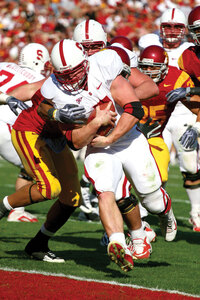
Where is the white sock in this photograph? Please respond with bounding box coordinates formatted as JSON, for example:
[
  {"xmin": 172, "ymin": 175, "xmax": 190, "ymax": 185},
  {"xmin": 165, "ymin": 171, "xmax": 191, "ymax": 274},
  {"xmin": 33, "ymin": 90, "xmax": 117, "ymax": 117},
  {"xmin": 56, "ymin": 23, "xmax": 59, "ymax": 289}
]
[
  {"xmin": 3, "ymin": 196, "xmax": 13, "ymax": 211},
  {"xmin": 12, "ymin": 207, "xmax": 25, "ymax": 212},
  {"xmin": 41, "ymin": 224, "xmax": 54, "ymax": 237},
  {"xmin": 139, "ymin": 202, "xmax": 148, "ymax": 219},
  {"xmin": 129, "ymin": 226, "xmax": 146, "ymax": 240},
  {"xmin": 109, "ymin": 232, "xmax": 126, "ymax": 248},
  {"xmin": 186, "ymin": 188, "xmax": 200, "ymax": 215}
]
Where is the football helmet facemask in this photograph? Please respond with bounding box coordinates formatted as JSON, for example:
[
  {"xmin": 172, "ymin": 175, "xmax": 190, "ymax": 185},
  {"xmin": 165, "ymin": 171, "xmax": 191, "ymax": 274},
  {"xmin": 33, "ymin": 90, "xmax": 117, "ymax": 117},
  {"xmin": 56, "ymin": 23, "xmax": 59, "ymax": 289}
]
[
  {"xmin": 188, "ymin": 6, "xmax": 200, "ymax": 45},
  {"xmin": 18, "ymin": 43, "xmax": 50, "ymax": 76},
  {"xmin": 51, "ymin": 39, "xmax": 89, "ymax": 92},
  {"xmin": 138, "ymin": 45, "xmax": 169, "ymax": 83},
  {"xmin": 160, "ymin": 8, "xmax": 186, "ymax": 44},
  {"xmin": 73, "ymin": 19, "xmax": 107, "ymax": 56}
]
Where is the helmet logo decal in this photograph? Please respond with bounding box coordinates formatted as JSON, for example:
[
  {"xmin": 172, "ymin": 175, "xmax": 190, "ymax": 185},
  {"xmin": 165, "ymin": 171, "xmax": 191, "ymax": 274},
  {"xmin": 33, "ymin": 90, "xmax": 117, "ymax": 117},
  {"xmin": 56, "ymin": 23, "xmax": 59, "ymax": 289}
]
[
  {"xmin": 172, "ymin": 8, "xmax": 175, "ymax": 20},
  {"xmin": 59, "ymin": 40, "xmax": 67, "ymax": 66},
  {"xmin": 85, "ymin": 20, "xmax": 89, "ymax": 39},
  {"xmin": 37, "ymin": 50, "xmax": 43, "ymax": 60}
]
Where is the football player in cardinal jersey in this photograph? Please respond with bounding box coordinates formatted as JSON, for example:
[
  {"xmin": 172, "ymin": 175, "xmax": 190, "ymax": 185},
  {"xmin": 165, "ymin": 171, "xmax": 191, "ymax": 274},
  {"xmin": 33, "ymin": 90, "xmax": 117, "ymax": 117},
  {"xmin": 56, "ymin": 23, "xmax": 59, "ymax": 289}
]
[
  {"xmin": 33, "ymin": 39, "xmax": 177, "ymax": 270},
  {"xmin": 0, "ymin": 43, "xmax": 50, "ymax": 223},
  {"xmin": 0, "ymin": 40, "xmax": 116, "ymax": 266},
  {"xmin": 138, "ymin": 45, "xmax": 199, "ymax": 184}
]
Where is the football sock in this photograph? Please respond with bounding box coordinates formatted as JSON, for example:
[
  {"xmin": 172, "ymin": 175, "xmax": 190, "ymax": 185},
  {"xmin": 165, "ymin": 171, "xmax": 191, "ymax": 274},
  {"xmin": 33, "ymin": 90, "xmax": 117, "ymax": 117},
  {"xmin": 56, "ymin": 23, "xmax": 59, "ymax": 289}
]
[
  {"xmin": 44, "ymin": 200, "xmax": 76, "ymax": 233},
  {"xmin": 129, "ymin": 226, "xmax": 146, "ymax": 239},
  {"xmin": 109, "ymin": 232, "xmax": 127, "ymax": 248}
]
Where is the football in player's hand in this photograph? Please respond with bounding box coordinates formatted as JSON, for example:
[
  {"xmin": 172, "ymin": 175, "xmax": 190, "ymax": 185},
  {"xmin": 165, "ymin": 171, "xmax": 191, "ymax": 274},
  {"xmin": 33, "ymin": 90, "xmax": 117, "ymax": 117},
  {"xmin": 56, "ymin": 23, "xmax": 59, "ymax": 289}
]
[{"xmin": 87, "ymin": 101, "xmax": 115, "ymax": 136}]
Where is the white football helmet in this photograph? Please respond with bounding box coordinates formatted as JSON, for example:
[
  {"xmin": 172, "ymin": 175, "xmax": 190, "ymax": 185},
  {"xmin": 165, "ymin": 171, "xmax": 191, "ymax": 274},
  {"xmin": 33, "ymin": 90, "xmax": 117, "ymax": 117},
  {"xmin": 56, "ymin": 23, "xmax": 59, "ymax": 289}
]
[
  {"xmin": 160, "ymin": 8, "xmax": 187, "ymax": 44},
  {"xmin": 73, "ymin": 19, "xmax": 107, "ymax": 56},
  {"xmin": 18, "ymin": 43, "xmax": 50, "ymax": 76},
  {"xmin": 51, "ymin": 39, "xmax": 89, "ymax": 91}
]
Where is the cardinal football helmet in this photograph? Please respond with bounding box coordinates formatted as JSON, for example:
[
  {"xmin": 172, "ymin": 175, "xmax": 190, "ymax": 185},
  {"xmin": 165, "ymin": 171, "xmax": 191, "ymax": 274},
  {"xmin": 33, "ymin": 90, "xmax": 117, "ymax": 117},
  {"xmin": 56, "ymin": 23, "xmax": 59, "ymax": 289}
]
[
  {"xmin": 138, "ymin": 45, "xmax": 169, "ymax": 83},
  {"xmin": 51, "ymin": 39, "xmax": 89, "ymax": 91},
  {"xmin": 18, "ymin": 43, "xmax": 50, "ymax": 76},
  {"xmin": 106, "ymin": 46, "xmax": 131, "ymax": 78},
  {"xmin": 188, "ymin": 6, "xmax": 200, "ymax": 45},
  {"xmin": 109, "ymin": 36, "xmax": 133, "ymax": 51},
  {"xmin": 73, "ymin": 19, "xmax": 107, "ymax": 56},
  {"xmin": 160, "ymin": 8, "xmax": 187, "ymax": 44}
]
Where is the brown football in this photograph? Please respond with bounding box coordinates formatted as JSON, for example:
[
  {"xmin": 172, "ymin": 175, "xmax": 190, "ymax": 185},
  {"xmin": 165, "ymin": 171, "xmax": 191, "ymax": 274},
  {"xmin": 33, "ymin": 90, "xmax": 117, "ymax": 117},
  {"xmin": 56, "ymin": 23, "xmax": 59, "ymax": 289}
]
[{"xmin": 87, "ymin": 101, "xmax": 115, "ymax": 136}]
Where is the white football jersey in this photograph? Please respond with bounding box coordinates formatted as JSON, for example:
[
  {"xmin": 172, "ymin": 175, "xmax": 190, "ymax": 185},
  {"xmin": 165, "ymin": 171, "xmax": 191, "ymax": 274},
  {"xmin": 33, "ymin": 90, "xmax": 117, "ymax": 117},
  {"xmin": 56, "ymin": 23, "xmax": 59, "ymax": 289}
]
[
  {"xmin": 165, "ymin": 42, "xmax": 195, "ymax": 116},
  {"xmin": 42, "ymin": 48, "xmax": 162, "ymax": 196},
  {"xmin": 0, "ymin": 62, "xmax": 44, "ymax": 124},
  {"xmin": 41, "ymin": 49, "xmax": 123, "ymax": 123}
]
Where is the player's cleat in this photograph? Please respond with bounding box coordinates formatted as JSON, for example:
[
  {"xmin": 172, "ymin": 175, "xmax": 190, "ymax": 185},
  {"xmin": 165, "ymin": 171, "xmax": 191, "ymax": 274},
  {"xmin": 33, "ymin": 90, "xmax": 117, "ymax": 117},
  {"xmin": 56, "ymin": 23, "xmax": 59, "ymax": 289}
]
[
  {"xmin": 142, "ymin": 221, "xmax": 157, "ymax": 243},
  {"xmin": 189, "ymin": 213, "xmax": 200, "ymax": 232},
  {"xmin": 100, "ymin": 231, "xmax": 109, "ymax": 246},
  {"xmin": 107, "ymin": 241, "xmax": 134, "ymax": 272},
  {"xmin": 159, "ymin": 208, "xmax": 177, "ymax": 241},
  {"xmin": 80, "ymin": 186, "xmax": 94, "ymax": 214},
  {"xmin": 7, "ymin": 210, "xmax": 38, "ymax": 222},
  {"xmin": 126, "ymin": 235, "xmax": 152, "ymax": 260},
  {"xmin": 78, "ymin": 210, "xmax": 100, "ymax": 222},
  {"xmin": 25, "ymin": 241, "xmax": 64, "ymax": 263},
  {"xmin": 0, "ymin": 201, "xmax": 9, "ymax": 220}
]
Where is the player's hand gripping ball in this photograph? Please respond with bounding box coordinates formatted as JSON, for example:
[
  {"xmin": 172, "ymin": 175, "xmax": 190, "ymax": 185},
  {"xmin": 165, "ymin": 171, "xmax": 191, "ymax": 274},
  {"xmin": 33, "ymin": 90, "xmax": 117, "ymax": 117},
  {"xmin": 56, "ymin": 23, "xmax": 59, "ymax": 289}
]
[{"xmin": 87, "ymin": 101, "xmax": 116, "ymax": 136}]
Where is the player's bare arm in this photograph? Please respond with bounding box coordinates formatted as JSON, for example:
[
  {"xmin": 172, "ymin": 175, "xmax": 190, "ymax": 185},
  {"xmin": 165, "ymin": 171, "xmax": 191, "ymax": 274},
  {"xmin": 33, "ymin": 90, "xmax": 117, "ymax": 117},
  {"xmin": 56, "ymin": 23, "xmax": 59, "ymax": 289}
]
[
  {"xmin": 91, "ymin": 76, "xmax": 144, "ymax": 148},
  {"xmin": 9, "ymin": 79, "xmax": 46, "ymax": 101},
  {"xmin": 129, "ymin": 68, "xmax": 159, "ymax": 100}
]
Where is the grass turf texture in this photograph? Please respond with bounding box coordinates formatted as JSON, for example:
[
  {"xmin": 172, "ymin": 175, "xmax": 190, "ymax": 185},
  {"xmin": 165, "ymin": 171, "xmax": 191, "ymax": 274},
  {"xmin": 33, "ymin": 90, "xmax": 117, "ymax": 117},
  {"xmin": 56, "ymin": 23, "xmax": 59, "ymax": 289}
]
[{"xmin": 0, "ymin": 158, "xmax": 199, "ymax": 296}]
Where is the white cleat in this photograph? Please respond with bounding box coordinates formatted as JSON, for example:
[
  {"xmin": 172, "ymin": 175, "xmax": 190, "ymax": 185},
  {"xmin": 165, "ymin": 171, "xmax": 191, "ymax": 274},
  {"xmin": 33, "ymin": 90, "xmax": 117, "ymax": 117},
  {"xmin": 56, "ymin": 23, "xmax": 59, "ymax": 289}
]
[
  {"xmin": 126, "ymin": 235, "xmax": 152, "ymax": 260},
  {"xmin": 189, "ymin": 212, "xmax": 200, "ymax": 232},
  {"xmin": 159, "ymin": 208, "xmax": 177, "ymax": 241},
  {"xmin": 142, "ymin": 221, "xmax": 156, "ymax": 243},
  {"xmin": 7, "ymin": 210, "xmax": 38, "ymax": 222}
]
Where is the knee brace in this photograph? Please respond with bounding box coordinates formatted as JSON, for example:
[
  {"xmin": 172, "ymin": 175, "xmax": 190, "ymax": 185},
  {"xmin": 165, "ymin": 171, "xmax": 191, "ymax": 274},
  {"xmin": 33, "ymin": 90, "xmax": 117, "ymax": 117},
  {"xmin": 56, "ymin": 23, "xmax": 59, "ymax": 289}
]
[
  {"xmin": 182, "ymin": 170, "xmax": 200, "ymax": 189},
  {"xmin": 18, "ymin": 168, "xmax": 33, "ymax": 182},
  {"xmin": 117, "ymin": 194, "xmax": 138, "ymax": 215},
  {"xmin": 141, "ymin": 187, "xmax": 171, "ymax": 215}
]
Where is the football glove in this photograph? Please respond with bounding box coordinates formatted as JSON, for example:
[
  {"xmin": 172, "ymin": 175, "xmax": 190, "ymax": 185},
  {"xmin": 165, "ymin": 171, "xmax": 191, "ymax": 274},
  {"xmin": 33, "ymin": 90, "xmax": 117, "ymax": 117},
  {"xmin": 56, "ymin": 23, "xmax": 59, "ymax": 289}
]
[
  {"xmin": 6, "ymin": 96, "xmax": 29, "ymax": 116},
  {"xmin": 137, "ymin": 117, "xmax": 161, "ymax": 139},
  {"xmin": 54, "ymin": 104, "xmax": 86, "ymax": 124},
  {"xmin": 179, "ymin": 124, "xmax": 200, "ymax": 151},
  {"xmin": 166, "ymin": 87, "xmax": 191, "ymax": 103}
]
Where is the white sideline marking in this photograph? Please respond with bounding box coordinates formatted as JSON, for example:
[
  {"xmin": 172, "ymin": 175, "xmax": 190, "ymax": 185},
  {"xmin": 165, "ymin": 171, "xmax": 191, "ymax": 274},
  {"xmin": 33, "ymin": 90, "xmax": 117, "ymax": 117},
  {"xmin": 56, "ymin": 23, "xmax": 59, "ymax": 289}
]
[
  {"xmin": 173, "ymin": 199, "xmax": 190, "ymax": 204},
  {"xmin": 0, "ymin": 267, "xmax": 199, "ymax": 298}
]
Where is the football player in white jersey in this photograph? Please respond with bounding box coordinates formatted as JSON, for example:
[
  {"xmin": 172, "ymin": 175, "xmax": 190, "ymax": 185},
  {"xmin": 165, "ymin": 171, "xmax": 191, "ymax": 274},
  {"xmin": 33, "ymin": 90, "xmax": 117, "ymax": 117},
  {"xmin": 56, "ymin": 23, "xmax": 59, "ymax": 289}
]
[
  {"xmin": 73, "ymin": 21, "xmax": 158, "ymax": 251},
  {"xmin": 37, "ymin": 39, "xmax": 177, "ymax": 270},
  {"xmin": 0, "ymin": 43, "xmax": 50, "ymax": 222}
]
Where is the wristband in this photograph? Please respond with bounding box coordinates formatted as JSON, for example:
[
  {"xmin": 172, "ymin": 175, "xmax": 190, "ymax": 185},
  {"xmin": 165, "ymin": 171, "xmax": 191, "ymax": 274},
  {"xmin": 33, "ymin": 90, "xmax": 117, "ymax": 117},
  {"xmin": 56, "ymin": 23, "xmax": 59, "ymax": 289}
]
[
  {"xmin": 47, "ymin": 108, "xmax": 56, "ymax": 120},
  {"xmin": 0, "ymin": 93, "xmax": 9, "ymax": 104},
  {"xmin": 189, "ymin": 87, "xmax": 200, "ymax": 96}
]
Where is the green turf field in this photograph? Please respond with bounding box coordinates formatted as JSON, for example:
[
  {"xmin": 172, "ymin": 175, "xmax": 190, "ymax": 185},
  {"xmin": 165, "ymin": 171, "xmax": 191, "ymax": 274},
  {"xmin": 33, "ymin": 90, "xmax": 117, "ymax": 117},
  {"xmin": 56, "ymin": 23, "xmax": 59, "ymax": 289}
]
[{"xmin": 0, "ymin": 158, "xmax": 199, "ymax": 296}]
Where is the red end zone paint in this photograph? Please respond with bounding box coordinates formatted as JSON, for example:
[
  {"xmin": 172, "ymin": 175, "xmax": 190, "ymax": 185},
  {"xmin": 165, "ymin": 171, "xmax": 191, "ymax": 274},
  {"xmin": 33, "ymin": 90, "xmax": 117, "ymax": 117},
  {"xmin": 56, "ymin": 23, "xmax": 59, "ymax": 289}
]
[{"xmin": 0, "ymin": 270, "xmax": 198, "ymax": 300}]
